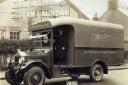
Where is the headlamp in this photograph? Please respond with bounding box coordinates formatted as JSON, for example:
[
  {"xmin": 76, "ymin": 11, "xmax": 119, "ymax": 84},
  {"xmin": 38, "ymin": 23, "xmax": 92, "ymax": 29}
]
[
  {"xmin": 18, "ymin": 57, "xmax": 25, "ymax": 64},
  {"xmin": 7, "ymin": 57, "xmax": 11, "ymax": 64}
]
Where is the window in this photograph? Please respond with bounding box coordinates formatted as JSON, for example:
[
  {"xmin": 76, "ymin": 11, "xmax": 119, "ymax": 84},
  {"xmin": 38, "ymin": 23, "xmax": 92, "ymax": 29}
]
[
  {"xmin": 1, "ymin": 30, "xmax": 5, "ymax": 39},
  {"xmin": 32, "ymin": 31, "xmax": 51, "ymax": 49},
  {"xmin": 10, "ymin": 31, "xmax": 20, "ymax": 40}
]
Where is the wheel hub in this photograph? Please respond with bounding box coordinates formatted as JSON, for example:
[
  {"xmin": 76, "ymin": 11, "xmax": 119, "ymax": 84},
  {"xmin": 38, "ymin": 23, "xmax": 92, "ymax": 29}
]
[
  {"xmin": 30, "ymin": 72, "xmax": 41, "ymax": 84},
  {"xmin": 94, "ymin": 66, "xmax": 103, "ymax": 80},
  {"xmin": 34, "ymin": 75, "xmax": 39, "ymax": 80}
]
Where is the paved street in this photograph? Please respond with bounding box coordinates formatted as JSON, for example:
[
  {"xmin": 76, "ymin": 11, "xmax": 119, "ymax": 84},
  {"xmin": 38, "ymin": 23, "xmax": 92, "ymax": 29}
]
[{"xmin": 0, "ymin": 69, "xmax": 128, "ymax": 85}]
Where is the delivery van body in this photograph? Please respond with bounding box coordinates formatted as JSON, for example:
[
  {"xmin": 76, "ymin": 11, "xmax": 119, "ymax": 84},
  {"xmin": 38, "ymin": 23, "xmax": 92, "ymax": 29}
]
[{"xmin": 6, "ymin": 18, "xmax": 124, "ymax": 85}]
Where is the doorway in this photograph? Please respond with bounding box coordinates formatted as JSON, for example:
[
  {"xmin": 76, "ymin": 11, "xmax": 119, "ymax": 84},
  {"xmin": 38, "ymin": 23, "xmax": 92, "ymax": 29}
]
[{"xmin": 53, "ymin": 27, "xmax": 69, "ymax": 65}]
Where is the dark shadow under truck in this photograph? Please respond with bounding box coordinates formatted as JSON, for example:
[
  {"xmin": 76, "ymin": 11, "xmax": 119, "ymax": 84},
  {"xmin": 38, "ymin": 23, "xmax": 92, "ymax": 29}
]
[{"xmin": 5, "ymin": 18, "xmax": 124, "ymax": 85}]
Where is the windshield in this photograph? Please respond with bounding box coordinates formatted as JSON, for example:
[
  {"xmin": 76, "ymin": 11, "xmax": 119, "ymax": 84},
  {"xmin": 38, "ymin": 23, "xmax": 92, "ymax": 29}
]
[{"xmin": 31, "ymin": 31, "xmax": 51, "ymax": 49}]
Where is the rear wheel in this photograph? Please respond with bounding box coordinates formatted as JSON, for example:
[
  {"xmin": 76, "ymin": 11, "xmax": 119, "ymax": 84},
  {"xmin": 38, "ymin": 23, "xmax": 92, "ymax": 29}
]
[
  {"xmin": 89, "ymin": 64, "xmax": 104, "ymax": 82},
  {"xmin": 23, "ymin": 67, "xmax": 45, "ymax": 85}
]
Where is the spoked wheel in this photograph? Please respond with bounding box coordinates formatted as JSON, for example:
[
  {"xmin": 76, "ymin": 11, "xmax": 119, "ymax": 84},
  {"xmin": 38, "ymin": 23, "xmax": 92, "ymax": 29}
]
[
  {"xmin": 23, "ymin": 67, "xmax": 45, "ymax": 85},
  {"xmin": 90, "ymin": 64, "xmax": 104, "ymax": 82}
]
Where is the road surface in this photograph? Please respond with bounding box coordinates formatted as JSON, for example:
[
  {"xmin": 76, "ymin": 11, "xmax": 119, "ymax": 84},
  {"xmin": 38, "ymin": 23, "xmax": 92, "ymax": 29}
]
[{"xmin": 0, "ymin": 69, "xmax": 128, "ymax": 85}]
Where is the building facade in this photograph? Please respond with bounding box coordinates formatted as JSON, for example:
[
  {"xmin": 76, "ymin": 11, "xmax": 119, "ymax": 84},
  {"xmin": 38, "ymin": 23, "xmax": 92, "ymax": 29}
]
[
  {"xmin": 0, "ymin": 0, "xmax": 89, "ymax": 40},
  {"xmin": 99, "ymin": 0, "xmax": 128, "ymax": 51},
  {"xmin": 0, "ymin": 26, "xmax": 29, "ymax": 40}
]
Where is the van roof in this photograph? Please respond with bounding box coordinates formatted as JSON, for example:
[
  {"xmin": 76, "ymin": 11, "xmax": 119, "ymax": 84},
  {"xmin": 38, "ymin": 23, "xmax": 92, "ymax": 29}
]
[
  {"xmin": 30, "ymin": 18, "xmax": 123, "ymax": 31},
  {"xmin": 30, "ymin": 18, "xmax": 124, "ymax": 49}
]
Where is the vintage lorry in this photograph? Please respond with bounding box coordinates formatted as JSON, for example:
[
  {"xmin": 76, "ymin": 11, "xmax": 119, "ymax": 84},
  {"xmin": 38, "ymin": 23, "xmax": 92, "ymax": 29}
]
[{"xmin": 5, "ymin": 18, "xmax": 124, "ymax": 85}]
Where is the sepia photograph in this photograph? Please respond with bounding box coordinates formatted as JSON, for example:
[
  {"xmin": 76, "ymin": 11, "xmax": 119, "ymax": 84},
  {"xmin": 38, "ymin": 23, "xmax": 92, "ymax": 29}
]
[{"xmin": 0, "ymin": 0, "xmax": 128, "ymax": 85}]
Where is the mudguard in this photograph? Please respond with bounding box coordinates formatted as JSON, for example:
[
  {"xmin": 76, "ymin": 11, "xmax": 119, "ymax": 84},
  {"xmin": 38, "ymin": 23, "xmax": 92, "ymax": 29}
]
[{"xmin": 20, "ymin": 60, "xmax": 51, "ymax": 78}]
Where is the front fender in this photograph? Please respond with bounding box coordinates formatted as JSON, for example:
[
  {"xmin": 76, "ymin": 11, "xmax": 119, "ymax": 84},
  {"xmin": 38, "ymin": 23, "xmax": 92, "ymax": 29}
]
[
  {"xmin": 20, "ymin": 60, "xmax": 43, "ymax": 69},
  {"xmin": 20, "ymin": 60, "xmax": 51, "ymax": 79}
]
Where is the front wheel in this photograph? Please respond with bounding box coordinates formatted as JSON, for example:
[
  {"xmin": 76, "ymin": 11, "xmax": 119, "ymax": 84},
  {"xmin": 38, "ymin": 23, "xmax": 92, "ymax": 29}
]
[
  {"xmin": 5, "ymin": 69, "xmax": 22, "ymax": 85},
  {"xmin": 89, "ymin": 64, "xmax": 104, "ymax": 82},
  {"xmin": 23, "ymin": 67, "xmax": 45, "ymax": 85}
]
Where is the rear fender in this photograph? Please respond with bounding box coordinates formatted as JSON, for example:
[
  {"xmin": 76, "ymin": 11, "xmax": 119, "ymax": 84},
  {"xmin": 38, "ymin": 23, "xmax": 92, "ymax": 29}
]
[{"xmin": 91, "ymin": 59, "xmax": 108, "ymax": 74}]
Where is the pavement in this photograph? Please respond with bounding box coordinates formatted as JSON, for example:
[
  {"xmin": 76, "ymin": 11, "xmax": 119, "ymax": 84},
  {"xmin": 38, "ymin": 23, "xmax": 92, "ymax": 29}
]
[
  {"xmin": 0, "ymin": 71, "xmax": 5, "ymax": 80},
  {"xmin": 1, "ymin": 59, "xmax": 128, "ymax": 80},
  {"xmin": 1, "ymin": 69, "xmax": 128, "ymax": 85},
  {"xmin": 108, "ymin": 59, "xmax": 128, "ymax": 70}
]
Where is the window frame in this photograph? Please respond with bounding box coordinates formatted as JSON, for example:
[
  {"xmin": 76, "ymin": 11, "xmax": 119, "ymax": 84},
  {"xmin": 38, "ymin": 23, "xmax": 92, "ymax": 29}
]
[{"xmin": 10, "ymin": 31, "xmax": 20, "ymax": 40}]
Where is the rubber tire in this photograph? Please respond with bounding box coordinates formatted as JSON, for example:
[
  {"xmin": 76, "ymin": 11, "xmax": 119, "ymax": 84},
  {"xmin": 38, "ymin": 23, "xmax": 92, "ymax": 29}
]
[
  {"xmin": 5, "ymin": 69, "xmax": 21, "ymax": 85},
  {"xmin": 23, "ymin": 67, "xmax": 45, "ymax": 85},
  {"xmin": 90, "ymin": 64, "xmax": 104, "ymax": 82}
]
